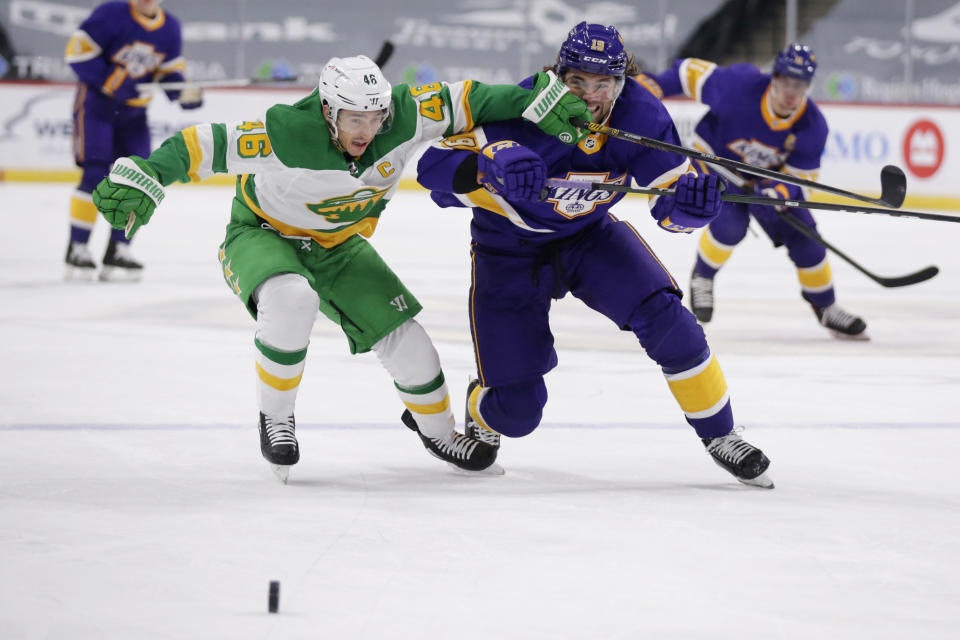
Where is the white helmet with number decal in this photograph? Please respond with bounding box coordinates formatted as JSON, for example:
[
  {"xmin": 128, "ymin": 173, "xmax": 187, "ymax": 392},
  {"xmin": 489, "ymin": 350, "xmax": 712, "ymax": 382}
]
[{"xmin": 319, "ymin": 55, "xmax": 393, "ymax": 139}]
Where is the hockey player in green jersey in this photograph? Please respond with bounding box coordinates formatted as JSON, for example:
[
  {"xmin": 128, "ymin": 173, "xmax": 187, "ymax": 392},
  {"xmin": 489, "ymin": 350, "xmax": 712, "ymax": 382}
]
[{"xmin": 89, "ymin": 54, "xmax": 591, "ymax": 482}]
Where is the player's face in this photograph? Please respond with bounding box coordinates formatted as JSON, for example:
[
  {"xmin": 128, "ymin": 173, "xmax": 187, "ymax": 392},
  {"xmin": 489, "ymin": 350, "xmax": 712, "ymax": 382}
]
[
  {"xmin": 132, "ymin": 0, "xmax": 163, "ymax": 17},
  {"xmin": 335, "ymin": 109, "xmax": 389, "ymax": 157},
  {"xmin": 770, "ymin": 75, "xmax": 810, "ymax": 116},
  {"xmin": 563, "ymin": 70, "xmax": 619, "ymax": 122}
]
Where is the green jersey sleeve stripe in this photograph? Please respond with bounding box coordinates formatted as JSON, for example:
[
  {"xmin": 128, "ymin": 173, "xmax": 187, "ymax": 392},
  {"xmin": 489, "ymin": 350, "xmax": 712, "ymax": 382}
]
[{"xmin": 212, "ymin": 123, "xmax": 228, "ymax": 174}]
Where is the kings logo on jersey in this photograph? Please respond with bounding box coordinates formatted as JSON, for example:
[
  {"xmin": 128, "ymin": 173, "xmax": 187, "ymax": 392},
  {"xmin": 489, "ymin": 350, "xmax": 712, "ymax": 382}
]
[
  {"xmin": 545, "ymin": 172, "xmax": 625, "ymax": 219},
  {"xmin": 726, "ymin": 138, "xmax": 788, "ymax": 169},
  {"xmin": 113, "ymin": 42, "xmax": 166, "ymax": 78},
  {"xmin": 305, "ymin": 187, "xmax": 389, "ymax": 224}
]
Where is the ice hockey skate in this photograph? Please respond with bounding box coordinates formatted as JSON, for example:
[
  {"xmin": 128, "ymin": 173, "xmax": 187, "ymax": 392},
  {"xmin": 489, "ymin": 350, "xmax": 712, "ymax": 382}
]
[
  {"xmin": 813, "ymin": 303, "xmax": 868, "ymax": 340},
  {"xmin": 401, "ymin": 409, "xmax": 503, "ymax": 475},
  {"xmin": 259, "ymin": 412, "xmax": 299, "ymax": 483},
  {"xmin": 464, "ymin": 379, "xmax": 500, "ymax": 450},
  {"xmin": 99, "ymin": 240, "xmax": 144, "ymax": 282},
  {"xmin": 689, "ymin": 269, "xmax": 715, "ymax": 323},
  {"xmin": 64, "ymin": 241, "xmax": 97, "ymax": 280},
  {"xmin": 702, "ymin": 428, "xmax": 774, "ymax": 489}
]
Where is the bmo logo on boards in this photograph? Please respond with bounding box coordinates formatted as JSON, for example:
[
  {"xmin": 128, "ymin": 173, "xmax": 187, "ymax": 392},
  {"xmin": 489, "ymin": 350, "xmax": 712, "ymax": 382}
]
[{"xmin": 902, "ymin": 119, "xmax": 944, "ymax": 179}]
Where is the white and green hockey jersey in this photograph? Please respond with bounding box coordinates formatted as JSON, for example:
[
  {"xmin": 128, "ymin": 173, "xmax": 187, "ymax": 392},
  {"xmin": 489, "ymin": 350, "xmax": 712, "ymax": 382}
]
[{"xmin": 143, "ymin": 80, "xmax": 538, "ymax": 248}]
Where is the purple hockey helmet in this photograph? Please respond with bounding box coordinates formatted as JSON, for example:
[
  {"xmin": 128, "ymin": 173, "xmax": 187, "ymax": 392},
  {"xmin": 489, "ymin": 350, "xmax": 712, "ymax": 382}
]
[
  {"xmin": 557, "ymin": 22, "xmax": 627, "ymax": 77},
  {"xmin": 773, "ymin": 43, "xmax": 817, "ymax": 82}
]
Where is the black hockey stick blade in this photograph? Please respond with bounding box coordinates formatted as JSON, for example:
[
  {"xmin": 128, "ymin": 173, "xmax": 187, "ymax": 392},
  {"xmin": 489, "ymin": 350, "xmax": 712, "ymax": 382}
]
[
  {"xmin": 880, "ymin": 165, "xmax": 907, "ymax": 208},
  {"xmin": 374, "ymin": 41, "xmax": 395, "ymax": 68},
  {"xmin": 871, "ymin": 265, "xmax": 939, "ymax": 288},
  {"xmin": 774, "ymin": 208, "xmax": 939, "ymax": 288}
]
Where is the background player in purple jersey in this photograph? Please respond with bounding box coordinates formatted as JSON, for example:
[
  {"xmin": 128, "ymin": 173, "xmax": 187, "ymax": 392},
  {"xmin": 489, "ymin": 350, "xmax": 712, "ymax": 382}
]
[
  {"xmin": 64, "ymin": 0, "xmax": 202, "ymax": 281},
  {"xmin": 642, "ymin": 44, "xmax": 867, "ymax": 339},
  {"xmin": 418, "ymin": 22, "xmax": 773, "ymax": 488}
]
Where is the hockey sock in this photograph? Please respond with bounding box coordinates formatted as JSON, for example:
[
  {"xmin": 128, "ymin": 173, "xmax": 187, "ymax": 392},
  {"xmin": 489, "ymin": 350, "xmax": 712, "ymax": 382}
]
[
  {"xmin": 69, "ymin": 191, "xmax": 98, "ymax": 245},
  {"xmin": 373, "ymin": 319, "xmax": 455, "ymax": 439},
  {"xmin": 253, "ymin": 274, "xmax": 318, "ymax": 416}
]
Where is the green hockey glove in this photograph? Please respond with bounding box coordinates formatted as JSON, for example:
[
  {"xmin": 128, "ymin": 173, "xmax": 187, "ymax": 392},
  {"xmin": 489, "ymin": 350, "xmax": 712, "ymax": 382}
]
[
  {"xmin": 522, "ymin": 70, "xmax": 593, "ymax": 144},
  {"xmin": 92, "ymin": 156, "xmax": 165, "ymax": 237}
]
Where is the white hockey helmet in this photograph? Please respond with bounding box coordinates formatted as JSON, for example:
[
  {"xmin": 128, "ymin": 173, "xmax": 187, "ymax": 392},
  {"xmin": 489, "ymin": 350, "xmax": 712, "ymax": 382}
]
[{"xmin": 319, "ymin": 55, "xmax": 393, "ymax": 139}]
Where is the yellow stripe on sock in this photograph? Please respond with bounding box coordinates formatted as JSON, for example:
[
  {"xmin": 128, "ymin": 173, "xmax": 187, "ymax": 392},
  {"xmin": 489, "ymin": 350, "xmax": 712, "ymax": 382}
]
[
  {"xmin": 698, "ymin": 229, "xmax": 733, "ymax": 267},
  {"xmin": 666, "ymin": 355, "xmax": 728, "ymax": 415},
  {"xmin": 797, "ymin": 259, "xmax": 833, "ymax": 290},
  {"xmin": 404, "ymin": 394, "xmax": 451, "ymax": 415},
  {"xmin": 256, "ymin": 363, "xmax": 303, "ymax": 391},
  {"xmin": 70, "ymin": 194, "xmax": 98, "ymax": 224},
  {"xmin": 468, "ymin": 383, "xmax": 494, "ymax": 431}
]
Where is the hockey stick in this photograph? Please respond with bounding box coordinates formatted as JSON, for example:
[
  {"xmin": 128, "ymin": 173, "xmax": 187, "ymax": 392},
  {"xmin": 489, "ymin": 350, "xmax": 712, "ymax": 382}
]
[
  {"xmin": 542, "ymin": 179, "xmax": 960, "ymax": 223},
  {"xmin": 771, "ymin": 208, "xmax": 938, "ymax": 287},
  {"xmin": 374, "ymin": 40, "xmax": 395, "ymax": 68},
  {"xmin": 569, "ymin": 118, "xmax": 908, "ymax": 208},
  {"xmin": 542, "ymin": 179, "xmax": 941, "ymax": 287},
  {"xmin": 138, "ymin": 41, "xmax": 396, "ymax": 94},
  {"xmin": 136, "ymin": 77, "xmax": 298, "ymax": 94}
]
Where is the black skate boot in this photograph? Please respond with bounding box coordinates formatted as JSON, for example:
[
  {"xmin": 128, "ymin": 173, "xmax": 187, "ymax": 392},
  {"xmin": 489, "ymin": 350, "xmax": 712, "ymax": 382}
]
[
  {"xmin": 64, "ymin": 241, "xmax": 97, "ymax": 280},
  {"xmin": 689, "ymin": 269, "xmax": 715, "ymax": 323},
  {"xmin": 401, "ymin": 409, "xmax": 500, "ymax": 473},
  {"xmin": 259, "ymin": 412, "xmax": 299, "ymax": 483},
  {"xmin": 464, "ymin": 379, "xmax": 500, "ymax": 450},
  {"xmin": 702, "ymin": 429, "xmax": 773, "ymax": 489},
  {"xmin": 813, "ymin": 304, "xmax": 868, "ymax": 340},
  {"xmin": 100, "ymin": 240, "xmax": 144, "ymax": 282}
]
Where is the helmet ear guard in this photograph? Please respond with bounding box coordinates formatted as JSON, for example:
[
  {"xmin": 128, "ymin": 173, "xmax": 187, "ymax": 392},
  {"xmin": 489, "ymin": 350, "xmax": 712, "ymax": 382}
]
[{"xmin": 318, "ymin": 55, "xmax": 394, "ymax": 141}]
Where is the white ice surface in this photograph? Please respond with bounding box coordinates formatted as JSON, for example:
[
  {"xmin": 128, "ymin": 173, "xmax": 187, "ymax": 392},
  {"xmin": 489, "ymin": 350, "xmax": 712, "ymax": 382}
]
[{"xmin": 2, "ymin": 184, "xmax": 959, "ymax": 639}]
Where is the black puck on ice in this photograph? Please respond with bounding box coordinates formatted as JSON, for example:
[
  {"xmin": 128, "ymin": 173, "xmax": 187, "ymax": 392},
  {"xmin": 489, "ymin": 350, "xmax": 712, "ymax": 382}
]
[{"xmin": 268, "ymin": 580, "xmax": 280, "ymax": 613}]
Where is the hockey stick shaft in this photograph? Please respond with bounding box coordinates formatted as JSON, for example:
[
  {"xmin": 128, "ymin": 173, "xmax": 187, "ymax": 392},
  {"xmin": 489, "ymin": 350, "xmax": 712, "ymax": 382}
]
[
  {"xmin": 542, "ymin": 179, "xmax": 940, "ymax": 287},
  {"xmin": 139, "ymin": 41, "xmax": 395, "ymax": 94},
  {"xmin": 137, "ymin": 77, "xmax": 299, "ymax": 93},
  {"xmin": 772, "ymin": 208, "xmax": 939, "ymax": 287},
  {"xmin": 374, "ymin": 40, "xmax": 395, "ymax": 68},
  {"xmin": 569, "ymin": 118, "xmax": 907, "ymax": 208},
  {"xmin": 542, "ymin": 179, "xmax": 960, "ymax": 223}
]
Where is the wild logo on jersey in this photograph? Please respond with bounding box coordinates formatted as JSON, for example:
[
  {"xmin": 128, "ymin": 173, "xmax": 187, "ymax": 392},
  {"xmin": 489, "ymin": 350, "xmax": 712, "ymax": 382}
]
[
  {"xmin": 305, "ymin": 187, "xmax": 389, "ymax": 224},
  {"xmin": 545, "ymin": 172, "xmax": 625, "ymax": 218},
  {"xmin": 113, "ymin": 42, "xmax": 165, "ymax": 78},
  {"xmin": 726, "ymin": 138, "xmax": 788, "ymax": 169}
]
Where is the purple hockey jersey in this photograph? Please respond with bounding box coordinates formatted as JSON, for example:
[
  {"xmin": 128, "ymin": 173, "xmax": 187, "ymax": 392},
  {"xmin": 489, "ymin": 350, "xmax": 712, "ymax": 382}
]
[
  {"xmin": 418, "ymin": 76, "xmax": 693, "ymax": 250},
  {"xmin": 64, "ymin": 0, "xmax": 187, "ymax": 107},
  {"xmin": 647, "ymin": 59, "xmax": 828, "ymax": 197}
]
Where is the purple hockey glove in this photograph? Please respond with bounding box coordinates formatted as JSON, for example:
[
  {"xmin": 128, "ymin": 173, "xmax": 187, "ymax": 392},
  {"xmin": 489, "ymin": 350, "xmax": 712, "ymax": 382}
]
[
  {"xmin": 658, "ymin": 173, "xmax": 726, "ymax": 233},
  {"xmin": 477, "ymin": 140, "xmax": 547, "ymax": 201}
]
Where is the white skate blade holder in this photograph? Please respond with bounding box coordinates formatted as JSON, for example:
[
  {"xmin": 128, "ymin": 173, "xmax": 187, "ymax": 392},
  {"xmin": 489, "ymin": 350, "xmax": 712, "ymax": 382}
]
[
  {"xmin": 271, "ymin": 464, "xmax": 291, "ymax": 484},
  {"xmin": 447, "ymin": 461, "xmax": 506, "ymax": 476},
  {"xmin": 738, "ymin": 471, "xmax": 774, "ymax": 489}
]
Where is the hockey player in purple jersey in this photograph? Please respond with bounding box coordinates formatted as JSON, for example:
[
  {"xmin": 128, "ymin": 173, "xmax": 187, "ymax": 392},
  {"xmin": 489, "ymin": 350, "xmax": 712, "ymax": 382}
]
[
  {"xmin": 643, "ymin": 44, "xmax": 867, "ymax": 339},
  {"xmin": 64, "ymin": 0, "xmax": 202, "ymax": 281},
  {"xmin": 417, "ymin": 22, "xmax": 773, "ymax": 488}
]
